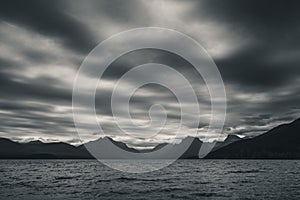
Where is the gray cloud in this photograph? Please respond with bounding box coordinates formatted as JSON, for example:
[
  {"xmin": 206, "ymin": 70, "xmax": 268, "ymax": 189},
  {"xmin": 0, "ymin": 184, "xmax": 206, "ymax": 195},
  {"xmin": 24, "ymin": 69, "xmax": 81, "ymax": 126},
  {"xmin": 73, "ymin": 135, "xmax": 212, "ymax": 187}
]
[
  {"xmin": 0, "ymin": 0, "xmax": 98, "ymax": 54},
  {"xmin": 0, "ymin": 0, "xmax": 299, "ymax": 147},
  {"xmin": 216, "ymin": 47, "xmax": 300, "ymax": 91}
]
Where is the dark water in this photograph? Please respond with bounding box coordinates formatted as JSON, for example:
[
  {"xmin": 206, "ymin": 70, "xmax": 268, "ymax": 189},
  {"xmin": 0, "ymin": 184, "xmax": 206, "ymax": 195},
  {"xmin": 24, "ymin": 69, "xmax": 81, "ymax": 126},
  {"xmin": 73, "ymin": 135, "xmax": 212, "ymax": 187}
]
[{"xmin": 0, "ymin": 160, "xmax": 300, "ymax": 199}]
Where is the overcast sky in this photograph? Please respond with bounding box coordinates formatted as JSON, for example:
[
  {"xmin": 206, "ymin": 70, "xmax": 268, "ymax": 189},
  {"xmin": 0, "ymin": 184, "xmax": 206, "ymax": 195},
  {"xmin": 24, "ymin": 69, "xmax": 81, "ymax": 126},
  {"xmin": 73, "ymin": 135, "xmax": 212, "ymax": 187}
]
[{"xmin": 0, "ymin": 0, "xmax": 300, "ymax": 147}]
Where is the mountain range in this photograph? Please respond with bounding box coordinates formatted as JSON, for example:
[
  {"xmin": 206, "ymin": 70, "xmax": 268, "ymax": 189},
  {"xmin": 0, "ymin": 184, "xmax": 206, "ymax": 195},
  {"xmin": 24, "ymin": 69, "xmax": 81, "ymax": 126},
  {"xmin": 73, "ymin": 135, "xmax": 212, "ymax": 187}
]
[{"xmin": 0, "ymin": 118, "xmax": 299, "ymax": 159}]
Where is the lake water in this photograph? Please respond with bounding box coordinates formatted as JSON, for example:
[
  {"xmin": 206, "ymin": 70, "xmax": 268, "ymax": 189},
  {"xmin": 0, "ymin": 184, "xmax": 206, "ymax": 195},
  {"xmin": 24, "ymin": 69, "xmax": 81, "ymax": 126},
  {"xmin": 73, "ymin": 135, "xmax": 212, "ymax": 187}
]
[{"xmin": 0, "ymin": 160, "xmax": 300, "ymax": 199}]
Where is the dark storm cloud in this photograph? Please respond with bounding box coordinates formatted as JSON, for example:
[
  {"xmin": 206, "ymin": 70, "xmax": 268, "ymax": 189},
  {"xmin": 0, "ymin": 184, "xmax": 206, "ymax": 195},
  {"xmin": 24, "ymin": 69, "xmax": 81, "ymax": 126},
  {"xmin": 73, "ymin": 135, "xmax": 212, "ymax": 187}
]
[
  {"xmin": 22, "ymin": 48, "xmax": 62, "ymax": 65},
  {"xmin": 1, "ymin": 109, "xmax": 75, "ymax": 130},
  {"xmin": 89, "ymin": 0, "xmax": 151, "ymax": 24},
  {"xmin": 0, "ymin": 0, "xmax": 97, "ymax": 54},
  {"xmin": 0, "ymin": 72, "xmax": 71, "ymax": 102},
  {"xmin": 197, "ymin": 0, "xmax": 300, "ymax": 37},
  {"xmin": 0, "ymin": 101, "xmax": 54, "ymax": 113},
  {"xmin": 0, "ymin": 57, "xmax": 18, "ymax": 69},
  {"xmin": 216, "ymin": 47, "xmax": 300, "ymax": 91},
  {"xmin": 82, "ymin": 48, "xmax": 201, "ymax": 80},
  {"xmin": 0, "ymin": 102, "xmax": 76, "ymax": 139},
  {"xmin": 191, "ymin": 0, "xmax": 300, "ymax": 90}
]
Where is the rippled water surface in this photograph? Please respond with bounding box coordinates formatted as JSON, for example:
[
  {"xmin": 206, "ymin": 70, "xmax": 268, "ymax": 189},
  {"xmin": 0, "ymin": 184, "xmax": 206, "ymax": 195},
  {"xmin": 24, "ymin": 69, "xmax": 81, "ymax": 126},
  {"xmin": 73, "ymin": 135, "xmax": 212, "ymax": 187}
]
[{"xmin": 0, "ymin": 160, "xmax": 300, "ymax": 199}]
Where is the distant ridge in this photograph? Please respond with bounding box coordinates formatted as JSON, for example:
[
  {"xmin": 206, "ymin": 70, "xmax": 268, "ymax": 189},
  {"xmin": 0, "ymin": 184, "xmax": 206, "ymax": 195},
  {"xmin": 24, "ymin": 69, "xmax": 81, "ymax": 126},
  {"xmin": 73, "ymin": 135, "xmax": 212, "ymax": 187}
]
[
  {"xmin": 79, "ymin": 136, "xmax": 202, "ymax": 159},
  {"xmin": 0, "ymin": 136, "xmax": 204, "ymax": 159},
  {"xmin": 0, "ymin": 138, "xmax": 91, "ymax": 159}
]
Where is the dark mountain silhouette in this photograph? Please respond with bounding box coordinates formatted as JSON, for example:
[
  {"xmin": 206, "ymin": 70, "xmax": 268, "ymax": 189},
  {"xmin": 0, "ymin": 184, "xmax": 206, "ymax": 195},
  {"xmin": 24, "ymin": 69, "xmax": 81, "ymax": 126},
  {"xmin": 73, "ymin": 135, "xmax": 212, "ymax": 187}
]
[
  {"xmin": 207, "ymin": 118, "xmax": 300, "ymax": 159},
  {"xmin": 79, "ymin": 136, "xmax": 139, "ymax": 159},
  {"xmin": 0, "ymin": 138, "xmax": 23, "ymax": 158},
  {"xmin": 211, "ymin": 135, "xmax": 242, "ymax": 152},
  {"xmin": 0, "ymin": 136, "xmax": 203, "ymax": 159},
  {"xmin": 81, "ymin": 136, "xmax": 202, "ymax": 159},
  {"xmin": 179, "ymin": 137, "xmax": 202, "ymax": 159},
  {"xmin": 0, "ymin": 138, "xmax": 91, "ymax": 159},
  {"xmin": 80, "ymin": 136, "xmax": 139, "ymax": 153}
]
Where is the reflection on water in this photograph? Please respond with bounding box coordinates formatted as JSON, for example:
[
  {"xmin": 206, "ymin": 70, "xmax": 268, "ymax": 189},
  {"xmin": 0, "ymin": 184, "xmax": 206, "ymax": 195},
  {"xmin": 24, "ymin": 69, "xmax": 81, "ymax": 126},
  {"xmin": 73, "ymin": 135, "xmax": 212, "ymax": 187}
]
[{"xmin": 0, "ymin": 160, "xmax": 300, "ymax": 199}]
